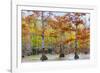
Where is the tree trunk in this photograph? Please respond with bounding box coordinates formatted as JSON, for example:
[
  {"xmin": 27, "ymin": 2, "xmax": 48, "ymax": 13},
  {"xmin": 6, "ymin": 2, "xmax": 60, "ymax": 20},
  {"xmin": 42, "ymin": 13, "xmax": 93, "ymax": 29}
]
[
  {"xmin": 74, "ymin": 25, "xmax": 79, "ymax": 59},
  {"xmin": 40, "ymin": 11, "xmax": 48, "ymax": 61}
]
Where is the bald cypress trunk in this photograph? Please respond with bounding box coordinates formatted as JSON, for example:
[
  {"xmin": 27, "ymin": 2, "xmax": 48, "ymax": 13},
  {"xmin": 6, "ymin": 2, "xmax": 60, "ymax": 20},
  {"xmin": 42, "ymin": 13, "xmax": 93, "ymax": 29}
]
[
  {"xmin": 40, "ymin": 11, "xmax": 48, "ymax": 61},
  {"xmin": 74, "ymin": 25, "xmax": 79, "ymax": 59}
]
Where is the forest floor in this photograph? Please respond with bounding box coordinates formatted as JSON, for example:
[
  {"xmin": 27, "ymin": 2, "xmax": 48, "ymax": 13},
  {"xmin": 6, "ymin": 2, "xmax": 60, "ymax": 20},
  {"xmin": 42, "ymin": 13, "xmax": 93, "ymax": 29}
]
[{"xmin": 22, "ymin": 53, "xmax": 89, "ymax": 62}]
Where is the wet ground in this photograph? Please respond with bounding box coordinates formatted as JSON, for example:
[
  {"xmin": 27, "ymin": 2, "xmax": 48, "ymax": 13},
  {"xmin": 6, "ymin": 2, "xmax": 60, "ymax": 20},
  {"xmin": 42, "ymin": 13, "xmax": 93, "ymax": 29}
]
[{"xmin": 22, "ymin": 53, "xmax": 89, "ymax": 62}]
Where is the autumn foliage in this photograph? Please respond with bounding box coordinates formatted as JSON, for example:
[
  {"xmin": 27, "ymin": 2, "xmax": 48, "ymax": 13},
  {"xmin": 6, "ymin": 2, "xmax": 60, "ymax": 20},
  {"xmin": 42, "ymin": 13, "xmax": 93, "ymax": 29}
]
[{"xmin": 22, "ymin": 11, "xmax": 90, "ymax": 55}]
